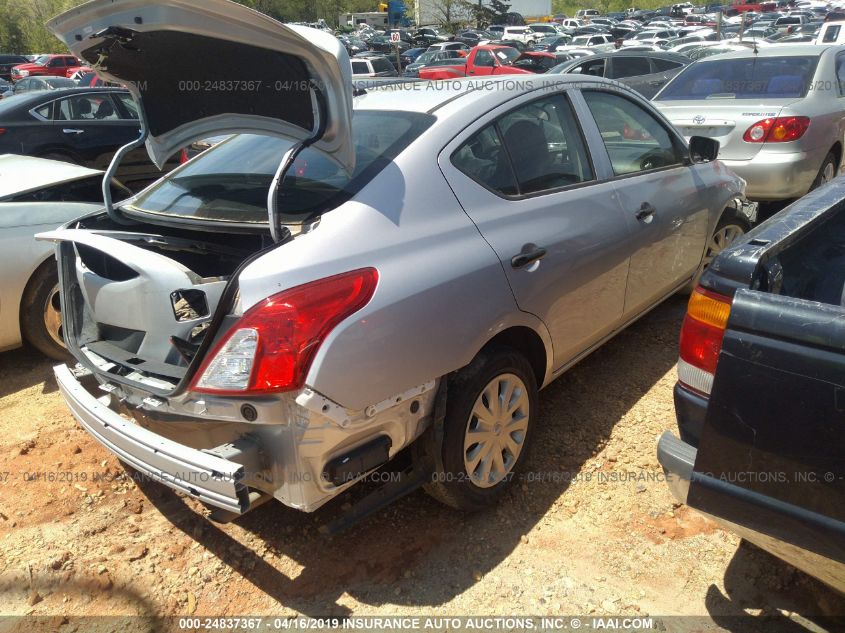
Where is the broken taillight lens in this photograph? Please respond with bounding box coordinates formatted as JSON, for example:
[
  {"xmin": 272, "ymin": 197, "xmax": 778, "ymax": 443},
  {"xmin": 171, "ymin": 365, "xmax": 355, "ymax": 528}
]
[
  {"xmin": 191, "ymin": 268, "xmax": 378, "ymax": 395},
  {"xmin": 677, "ymin": 287, "xmax": 732, "ymax": 396}
]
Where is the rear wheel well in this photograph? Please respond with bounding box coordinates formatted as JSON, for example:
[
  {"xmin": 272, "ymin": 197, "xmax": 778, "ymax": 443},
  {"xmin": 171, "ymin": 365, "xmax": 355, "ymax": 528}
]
[{"xmin": 479, "ymin": 326, "xmax": 547, "ymax": 388}]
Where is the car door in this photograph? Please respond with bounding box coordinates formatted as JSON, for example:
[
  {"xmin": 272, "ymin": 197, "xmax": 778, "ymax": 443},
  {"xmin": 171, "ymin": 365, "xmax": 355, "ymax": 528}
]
[
  {"xmin": 46, "ymin": 56, "xmax": 66, "ymax": 76},
  {"xmin": 51, "ymin": 91, "xmax": 141, "ymax": 169},
  {"xmin": 580, "ymin": 88, "xmax": 708, "ymax": 317},
  {"xmin": 469, "ymin": 49, "xmax": 497, "ymax": 76},
  {"xmin": 439, "ymin": 90, "xmax": 634, "ymax": 369}
]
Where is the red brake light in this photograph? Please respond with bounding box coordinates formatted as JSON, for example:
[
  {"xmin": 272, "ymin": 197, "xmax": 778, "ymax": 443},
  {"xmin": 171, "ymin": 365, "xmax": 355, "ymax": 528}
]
[
  {"xmin": 191, "ymin": 268, "xmax": 378, "ymax": 395},
  {"xmin": 678, "ymin": 287, "xmax": 732, "ymax": 396},
  {"xmin": 179, "ymin": 148, "xmax": 189, "ymax": 164},
  {"xmin": 742, "ymin": 116, "xmax": 809, "ymax": 143},
  {"xmin": 0, "ymin": 128, "xmax": 5, "ymax": 135}
]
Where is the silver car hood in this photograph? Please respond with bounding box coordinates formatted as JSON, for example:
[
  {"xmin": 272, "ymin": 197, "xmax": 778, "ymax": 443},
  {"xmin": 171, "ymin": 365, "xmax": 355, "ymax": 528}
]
[{"xmin": 47, "ymin": 0, "xmax": 355, "ymax": 172}]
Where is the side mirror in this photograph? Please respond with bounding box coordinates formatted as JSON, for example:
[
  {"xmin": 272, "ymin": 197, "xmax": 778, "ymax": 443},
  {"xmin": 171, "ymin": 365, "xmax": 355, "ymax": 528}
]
[{"xmin": 689, "ymin": 135, "xmax": 720, "ymax": 163}]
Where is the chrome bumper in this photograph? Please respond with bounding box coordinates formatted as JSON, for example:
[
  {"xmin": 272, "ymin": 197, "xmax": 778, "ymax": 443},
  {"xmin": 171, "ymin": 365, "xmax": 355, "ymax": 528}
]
[{"xmin": 55, "ymin": 364, "xmax": 252, "ymax": 514}]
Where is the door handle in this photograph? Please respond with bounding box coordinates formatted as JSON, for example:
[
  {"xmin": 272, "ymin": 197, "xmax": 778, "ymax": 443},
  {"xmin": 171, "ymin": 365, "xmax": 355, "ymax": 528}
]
[
  {"xmin": 62, "ymin": 128, "xmax": 84, "ymax": 134},
  {"xmin": 511, "ymin": 244, "xmax": 547, "ymax": 269},
  {"xmin": 636, "ymin": 202, "xmax": 656, "ymax": 221}
]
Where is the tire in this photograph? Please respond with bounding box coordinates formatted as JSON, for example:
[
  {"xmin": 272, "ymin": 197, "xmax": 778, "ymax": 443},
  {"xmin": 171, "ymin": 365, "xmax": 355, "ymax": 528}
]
[
  {"xmin": 689, "ymin": 210, "xmax": 752, "ymax": 290},
  {"xmin": 20, "ymin": 260, "xmax": 70, "ymax": 361},
  {"xmin": 809, "ymin": 151, "xmax": 838, "ymax": 193},
  {"xmin": 423, "ymin": 345, "xmax": 538, "ymax": 511}
]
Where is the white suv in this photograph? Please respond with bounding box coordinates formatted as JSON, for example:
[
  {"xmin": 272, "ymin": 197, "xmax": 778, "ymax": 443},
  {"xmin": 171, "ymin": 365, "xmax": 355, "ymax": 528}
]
[
  {"xmin": 502, "ymin": 26, "xmax": 542, "ymax": 44},
  {"xmin": 350, "ymin": 55, "xmax": 398, "ymax": 77}
]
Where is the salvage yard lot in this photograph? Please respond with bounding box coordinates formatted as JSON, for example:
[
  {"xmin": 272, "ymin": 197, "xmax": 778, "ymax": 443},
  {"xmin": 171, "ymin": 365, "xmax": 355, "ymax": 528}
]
[{"xmin": 0, "ymin": 296, "xmax": 840, "ymax": 628}]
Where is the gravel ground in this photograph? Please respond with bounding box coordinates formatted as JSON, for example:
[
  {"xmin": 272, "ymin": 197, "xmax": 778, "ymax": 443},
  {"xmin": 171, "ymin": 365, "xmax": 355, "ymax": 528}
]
[{"xmin": 0, "ymin": 295, "xmax": 842, "ymax": 631}]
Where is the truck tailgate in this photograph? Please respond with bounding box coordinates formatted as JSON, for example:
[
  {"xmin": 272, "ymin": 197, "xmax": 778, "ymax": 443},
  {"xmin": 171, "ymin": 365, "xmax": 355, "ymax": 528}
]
[{"xmin": 684, "ymin": 288, "xmax": 845, "ymax": 589}]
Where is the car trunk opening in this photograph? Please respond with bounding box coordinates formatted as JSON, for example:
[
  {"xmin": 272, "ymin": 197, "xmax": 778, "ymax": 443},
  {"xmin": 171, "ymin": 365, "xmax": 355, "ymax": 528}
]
[{"xmin": 38, "ymin": 215, "xmax": 274, "ymax": 395}]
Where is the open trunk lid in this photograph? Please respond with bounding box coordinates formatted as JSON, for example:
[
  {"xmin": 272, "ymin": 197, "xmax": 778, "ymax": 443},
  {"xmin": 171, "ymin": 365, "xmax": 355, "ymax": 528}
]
[{"xmin": 47, "ymin": 0, "xmax": 355, "ymax": 172}]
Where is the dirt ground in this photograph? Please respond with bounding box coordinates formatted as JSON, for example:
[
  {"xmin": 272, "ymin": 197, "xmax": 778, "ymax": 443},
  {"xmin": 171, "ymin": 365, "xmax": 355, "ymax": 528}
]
[{"xmin": 0, "ymin": 296, "xmax": 842, "ymax": 631}]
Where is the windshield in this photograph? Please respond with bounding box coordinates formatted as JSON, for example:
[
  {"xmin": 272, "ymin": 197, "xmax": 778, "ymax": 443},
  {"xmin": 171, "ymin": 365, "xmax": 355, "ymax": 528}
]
[
  {"xmin": 416, "ymin": 51, "xmax": 437, "ymax": 64},
  {"xmin": 572, "ymin": 36, "xmax": 591, "ymax": 44},
  {"xmin": 493, "ymin": 48, "xmax": 520, "ymax": 64},
  {"xmin": 34, "ymin": 55, "xmax": 50, "ymax": 66},
  {"xmin": 125, "ymin": 111, "xmax": 434, "ymax": 225},
  {"xmin": 656, "ymin": 55, "xmax": 819, "ymax": 100}
]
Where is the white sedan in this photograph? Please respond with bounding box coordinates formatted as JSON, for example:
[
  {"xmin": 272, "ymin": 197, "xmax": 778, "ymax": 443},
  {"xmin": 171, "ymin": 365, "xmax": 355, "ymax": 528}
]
[{"xmin": 0, "ymin": 155, "xmax": 124, "ymax": 359}]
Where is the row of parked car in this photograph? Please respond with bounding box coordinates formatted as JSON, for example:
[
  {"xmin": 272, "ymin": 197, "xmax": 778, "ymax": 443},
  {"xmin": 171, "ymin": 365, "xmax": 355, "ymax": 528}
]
[{"xmin": 0, "ymin": 0, "xmax": 841, "ymax": 598}]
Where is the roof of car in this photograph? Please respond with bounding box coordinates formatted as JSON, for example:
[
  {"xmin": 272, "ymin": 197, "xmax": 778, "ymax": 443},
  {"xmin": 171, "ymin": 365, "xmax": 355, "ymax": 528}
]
[
  {"xmin": 579, "ymin": 50, "xmax": 690, "ymax": 61},
  {"xmin": 353, "ymin": 74, "xmax": 615, "ymax": 114},
  {"xmin": 0, "ymin": 154, "xmax": 101, "ymax": 199},
  {"xmin": 703, "ymin": 43, "xmax": 835, "ymax": 59}
]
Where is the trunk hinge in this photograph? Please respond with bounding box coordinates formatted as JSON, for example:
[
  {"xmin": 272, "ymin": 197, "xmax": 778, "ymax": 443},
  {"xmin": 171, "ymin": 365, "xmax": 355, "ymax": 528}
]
[
  {"xmin": 267, "ymin": 81, "xmax": 329, "ymax": 243},
  {"xmin": 90, "ymin": 27, "xmax": 145, "ymax": 226},
  {"xmin": 101, "ymin": 95, "xmax": 149, "ymax": 226}
]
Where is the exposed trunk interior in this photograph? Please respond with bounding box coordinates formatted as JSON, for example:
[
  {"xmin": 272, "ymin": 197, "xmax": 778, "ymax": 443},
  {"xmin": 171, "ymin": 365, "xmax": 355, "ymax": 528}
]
[{"xmin": 57, "ymin": 214, "xmax": 273, "ymax": 390}]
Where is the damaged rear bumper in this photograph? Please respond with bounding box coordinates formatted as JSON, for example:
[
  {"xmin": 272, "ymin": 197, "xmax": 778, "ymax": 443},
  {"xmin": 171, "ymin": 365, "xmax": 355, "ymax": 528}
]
[{"xmin": 55, "ymin": 363, "xmax": 256, "ymax": 514}]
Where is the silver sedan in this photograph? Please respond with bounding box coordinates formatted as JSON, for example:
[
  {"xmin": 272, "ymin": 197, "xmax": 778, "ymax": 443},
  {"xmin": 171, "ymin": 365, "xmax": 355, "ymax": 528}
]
[
  {"xmin": 653, "ymin": 45, "xmax": 845, "ymax": 201},
  {"xmin": 43, "ymin": 0, "xmax": 754, "ymax": 521}
]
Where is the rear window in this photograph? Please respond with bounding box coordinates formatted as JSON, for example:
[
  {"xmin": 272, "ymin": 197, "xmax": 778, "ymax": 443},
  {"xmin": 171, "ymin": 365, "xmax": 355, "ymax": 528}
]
[
  {"xmin": 125, "ymin": 111, "xmax": 435, "ymax": 225},
  {"xmin": 371, "ymin": 57, "xmax": 394, "ymax": 72},
  {"xmin": 351, "ymin": 61, "xmax": 369, "ymax": 74},
  {"xmin": 656, "ymin": 55, "xmax": 819, "ymax": 100},
  {"xmin": 823, "ymin": 25, "xmax": 841, "ymax": 42}
]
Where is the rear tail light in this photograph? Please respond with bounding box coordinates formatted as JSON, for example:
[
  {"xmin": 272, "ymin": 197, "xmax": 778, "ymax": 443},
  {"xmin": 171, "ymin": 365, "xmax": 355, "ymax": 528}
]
[
  {"xmin": 677, "ymin": 287, "xmax": 732, "ymax": 396},
  {"xmin": 742, "ymin": 116, "xmax": 809, "ymax": 143},
  {"xmin": 191, "ymin": 268, "xmax": 378, "ymax": 395},
  {"xmin": 179, "ymin": 148, "xmax": 189, "ymax": 164},
  {"xmin": 0, "ymin": 128, "xmax": 5, "ymax": 135}
]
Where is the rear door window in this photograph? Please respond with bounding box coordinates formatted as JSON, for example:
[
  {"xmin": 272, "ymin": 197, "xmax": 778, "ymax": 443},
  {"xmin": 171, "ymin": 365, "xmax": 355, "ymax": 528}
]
[
  {"xmin": 452, "ymin": 94, "xmax": 594, "ymax": 196},
  {"xmin": 570, "ymin": 58, "xmax": 606, "ymax": 77},
  {"xmin": 57, "ymin": 94, "xmax": 121, "ymax": 121},
  {"xmin": 609, "ymin": 56, "xmax": 652, "ymax": 78}
]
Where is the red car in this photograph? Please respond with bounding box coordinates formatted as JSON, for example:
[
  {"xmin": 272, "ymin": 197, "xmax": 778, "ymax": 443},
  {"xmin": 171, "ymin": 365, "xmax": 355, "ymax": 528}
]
[
  {"xmin": 10, "ymin": 54, "xmax": 81, "ymax": 82},
  {"xmin": 418, "ymin": 45, "xmax": 533, "ymax": 80}
]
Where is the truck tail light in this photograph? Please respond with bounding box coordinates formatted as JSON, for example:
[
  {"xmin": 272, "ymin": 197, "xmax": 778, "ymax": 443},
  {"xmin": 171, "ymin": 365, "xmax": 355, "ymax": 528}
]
[
  {"xmin": 191, "ymin": 268, "xmax": 378, "ymax": 395},
  {"xmin": 677, "ymin": 287, "xmax": 732, "ymax": 396},
  {"xmin": 742, "ymin": 116, "xmax": 809, "ymax": 143}
]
